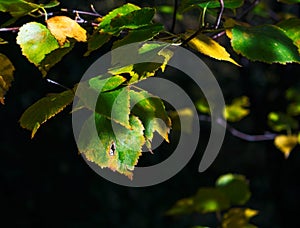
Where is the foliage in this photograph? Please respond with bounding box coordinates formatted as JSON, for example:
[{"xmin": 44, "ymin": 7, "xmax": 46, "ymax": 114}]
[
  {"xmin": 166, "ymin": 173, "xmax": 257, "ymax": 228},
  {"xmin": 0, "ymin": 0, "xmax": 300, "ymax": 185}
]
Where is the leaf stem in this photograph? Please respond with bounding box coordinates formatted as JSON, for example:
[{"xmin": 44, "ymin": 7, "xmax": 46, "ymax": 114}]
[{"xmin": 215, "ymin": 0, "xmax": 224, "ymax": 29}]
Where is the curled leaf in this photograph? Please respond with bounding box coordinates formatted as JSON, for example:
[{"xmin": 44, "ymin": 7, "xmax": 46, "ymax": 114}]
[{"xmin": 46, "ymin": 16, "xmax": 87, "ymax": 46}]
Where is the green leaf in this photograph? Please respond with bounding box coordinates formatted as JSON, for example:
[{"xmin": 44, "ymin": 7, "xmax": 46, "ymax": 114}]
[
  {"xmin": 216, "ymin": 174, "xmax": 251, "ymax": 205},
  {"xmin": 78, "ymin": 113, "xmax": 145, "ymax": 179},
  {"xmin": 0, "ymin": 54, "xmax": 15, "ymax": 105},
  {"xmin": 19, "ymin": 90, "xmax": 74, "ymax": 138},
  {"xmin": 196, "ymin": 97, "xmax": 210, "ymax": 114},
  {"xmin": 194, "ymin": 188, "xmax": 230, "ymax": 213},
  {"xmin": 230, "ymin": 25, "xmax": 300, "ymax": 64},
  {"xmin": 223, "ymin": 96, "xmax": 250, "ymax": 122},
  {"xmin": 0, "ymin": 0, "xmax": 39, "ymax": 18},
  {"xmin": 75, "ymin": 76, "xmax": 131, "ymax": 128},
  {"xmin": 268, "ymin": 112, "xmax": 298, "ymax": 132},
  {"xmin": 186, "ymin": 33, "xmax": 240, "ymax": 66},
  {"xmin": 112, "ymin": 24, "xmax": 164, "ymax": 49},
  {"xmin": 130, "ymin": 90, "xmax": 171, "ymax": 149},
  {"xmin": 222, "ymin": 208, "xmax": 258, "ymax": 228},
  {"xmin": 98, "ymin": 3, "xmax": 140, "ymax": 34},
  {"xmin": 16, "ymin": 22, "xmax": 59, "ymax": 66},
  {"xmin": 110, "ymin": 7, "xmax": 155, "ymax": 30},
  {"xmin": 277, "ymin": 18, "xmax": 300, "ymax": 53},
  {"xmin": 84, "ymin": 32, "xmax": 111, "ymax": 56},
  {"xmin": 179, "ymin": 0, "xmax": 244, "ymax": 12},
  {"xmin": 38, "ymin": 42, "xmax": 74, "ymax": 77}
]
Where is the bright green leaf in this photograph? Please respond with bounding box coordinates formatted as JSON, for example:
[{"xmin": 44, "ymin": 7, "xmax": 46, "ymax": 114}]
[
  {"xmin": 78, "ymin": 113, "xmax": 145, "ymax": 179},
  {"xmin": 0, "ymin": 0, "xmax": 39, "ymax": 18},
  {"xmin": 196, "ymin": 97, "xmax": 210, "ymax": 114},
  {"xmin": 274, "ymin": 134, "xmax": 298, "ymax": 158},
  {"xmin": 194, "ymin": 188, "xmax": 230, "ymax": 213},
  {"xmin": 75, "ymin": 77, "xmax": 131, "ymax": 128},
  {"xmin": 216, "ymin": 174, "xmax": 251, "ymax": 205},
  {"xmin": 222, "ymin": 208, "xmax": 258, "ymax": 228},
  {"xmin": 130, "ymin": 90, "xmax": 171, "ymax": 149},
  {"xmin": 186, "ymin": 33, "xmax": 240, "ymax": 66},
  {"xmin": 223, "ymin": 96, "xmax": 250, "ymax": 122},
  {"xmin": 277, "ymin": 18, "xmax": 300, "ymax": 53},
  {"xmin": 268, "ymin": 112, "xmax": 298, "ymax": 132},
  {"xmin": 0, "ymin": 54, "xmax": 15, "ymax": 105},
  {"xmin": 16, "ymin": 22, "xmax": 59, "ymax": 65},
  {"xmin": 230, "ymin": 25, "xmax": 300, "ymax": 64},
  {"xmin": 19, "ymin": 90, "xmax": 74, "ymax": 138},
  {"xmin": 98, "ymin": 3, "xmax": 140, "ymax": 34}
]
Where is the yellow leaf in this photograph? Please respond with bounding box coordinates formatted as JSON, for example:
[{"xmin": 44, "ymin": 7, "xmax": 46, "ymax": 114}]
[
  {"xmin": 46, "ymin": 16, "xmax": 87, "ymax": 46},
  {"xmin": 185, "ymin": 33, "xmax": 240, "ymax": 66},
  {"xmin": 274, "ymin": 134, "xmax": 298, "ymax": 158}
]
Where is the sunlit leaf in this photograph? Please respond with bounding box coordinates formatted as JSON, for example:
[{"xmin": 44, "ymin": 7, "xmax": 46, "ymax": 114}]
[
  {"xmin": 130, "ymin": 90, "xmax": 171, "ymax": 149},
  {"xmin": 186, "ymin": 33, "xmax": 240, "ymax": 66},
  {"xmin": 0, "ymin": 54, "xmax": 15, "ymax": 105},
  {"xmin": 19, "ymin": 90, "xmax": 74, "ymax": 138},
  {"xmin": 216, "ymin": 174, "xmax": 251, "ymax": 205},
  {"xmin": 230, "ymin": 25, "xmax": 300, "ymax": 64},
  {"xmin": 194, "ymin": 188, "xmax": 230, "ymax": 213},
  {"xmin": 0, "ymin": 0, "xmax": 39, "ymax": 18},
  {"xmin": 223, "ymin": 96, "xmax": 250, "ymax": 122},
  {"xmin": 274, "ymin": 134, "xmax": 298, "ymax": 158},
  {"xmin": 268, "ymin": 112, "xmax": 298, "ymax": 132},
  {"xmin": 16, "ymin": 22, "xmax": 59, "ymax": 65},
  {"xmin": 46, "ymin": 16, "xmax": 87, "ymax": 46},
  {"xmin": 75, "ymin": 76, "xmax": 131, "ymax": 128},
  {"xmin": 98, "ymin": 3, "xmax": 140, "ymax": 35},
  {"xmin": 78, "ymin": 113, "xmax": 145, "ymax": 179},
  {"xmin": 196, "ymin": 98, "xmax": 210, "ymax": 114},
  {"xmin": 169, "ymin": 108, "xmax": 194, "ymax": 134},
  {"xmin": 277, "ymin": 18, "xmax": 300, "ymax": 53},
  {"xmin": 222, "ymin": 208, "xmax": 258, "ymax": 228},
  {"xmin": 110, "ymin": 8, "xmax": 155, "ymax": 30}
]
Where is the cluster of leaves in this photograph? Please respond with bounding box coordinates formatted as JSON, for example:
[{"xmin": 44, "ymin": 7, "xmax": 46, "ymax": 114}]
[
  {"xmin": 166, "ymin": 173, "xmax": 258, "ymax": 228},
  {"xmin": 1, "ymin": 0, "xmax": 300, "ymax": 178}
]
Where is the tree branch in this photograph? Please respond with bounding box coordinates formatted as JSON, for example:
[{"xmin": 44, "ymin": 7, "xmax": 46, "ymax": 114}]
[
  {"xmin": 170, "ymin": 0, "xmax": 178, "ymax": 33},
  {"xmin": 199, "ymin": 115, "xmax": 277, "ymax": 141}
]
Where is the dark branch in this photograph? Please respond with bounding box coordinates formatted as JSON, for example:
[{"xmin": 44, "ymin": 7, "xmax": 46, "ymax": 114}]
[
  {"xmin": 171, "ymin": 0, "xmax": 178, "ymax": 33},
  {"xmin": 199, "ymin": 115, "xmax": 277, "ymax": 141},
  {"xmin": 215, "ymin": 0, "xmax": 224, "ymax": 29}
]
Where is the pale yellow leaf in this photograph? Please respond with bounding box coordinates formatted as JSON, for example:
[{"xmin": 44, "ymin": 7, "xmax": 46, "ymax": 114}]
[
  {"xmin": 46, "ymin": 16, "xmax": 87, "ymax": 46},
  {"xmin": 186, "ymin": 33, "xmax": 240, "ymax": 66},
  {"xmin": 274, "ymin": 134, "xmax": 298, "ymax": 158}
]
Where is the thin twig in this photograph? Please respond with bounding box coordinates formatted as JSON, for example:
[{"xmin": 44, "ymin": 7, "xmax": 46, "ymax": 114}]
[
  {"xmin": 61, "ymin": 8, "xmax": 102, "ymax": 17},
  {"xmin": 0, "ymin": 27, "xmax": 20, "ymax": 32},
  {"xmin": 199, "ymin": 115, "xmax": 277, "ymax": 141},
  {"xmin": 171, "ymin": 0, "xmax": 178, "ymax": 33},
  {"xmin": 215, "ymin": 0, "xmax": 224, "ymax": 29},
  {"xmin": 236, "ymin": 0, "xmax": 260, "ymax": 20}
]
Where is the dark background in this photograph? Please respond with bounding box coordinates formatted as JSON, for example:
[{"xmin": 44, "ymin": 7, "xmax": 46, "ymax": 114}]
[{"xmin": 1, "ymin": 0, "xmax": 300, "ymax": 227}]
